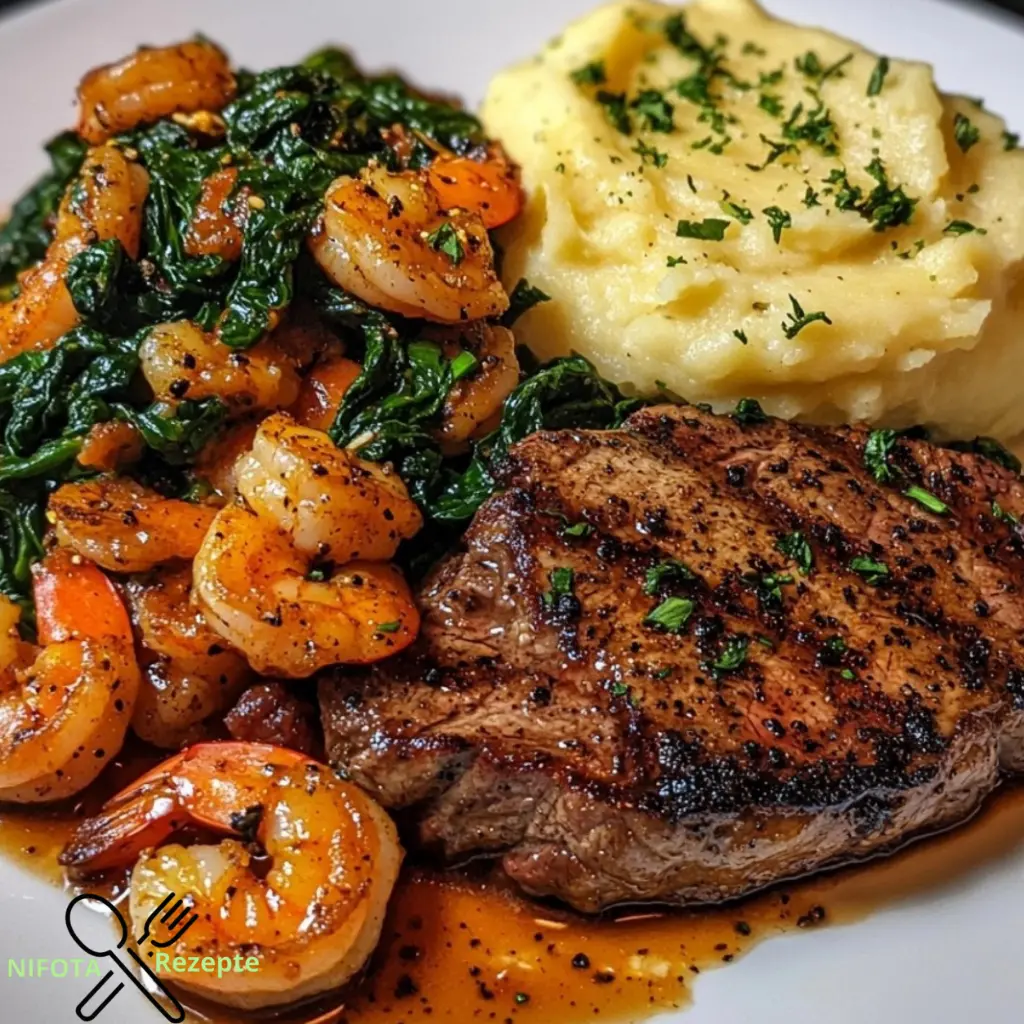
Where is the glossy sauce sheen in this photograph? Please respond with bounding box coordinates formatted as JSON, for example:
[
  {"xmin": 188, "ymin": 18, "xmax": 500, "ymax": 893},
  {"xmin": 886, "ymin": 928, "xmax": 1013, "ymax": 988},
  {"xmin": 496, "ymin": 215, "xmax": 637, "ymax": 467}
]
[{"xmin": 3, "ymin": 769, "xmax": 1024, "ymax": 1023}]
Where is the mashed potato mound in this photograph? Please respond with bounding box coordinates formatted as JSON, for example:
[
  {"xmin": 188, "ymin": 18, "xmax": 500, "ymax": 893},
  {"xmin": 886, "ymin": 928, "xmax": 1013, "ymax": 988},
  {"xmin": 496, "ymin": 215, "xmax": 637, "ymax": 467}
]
[{"xmin": 483, "ymin": 0, "xmax": 1024, "ymax": 439}]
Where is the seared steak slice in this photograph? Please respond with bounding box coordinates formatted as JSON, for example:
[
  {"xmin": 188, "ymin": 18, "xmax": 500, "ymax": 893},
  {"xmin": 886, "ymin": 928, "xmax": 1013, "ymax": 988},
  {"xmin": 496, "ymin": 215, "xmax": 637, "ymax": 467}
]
[{"xmin": 321, "ymin": 405, "xmax": 1024, "ymax": 911}]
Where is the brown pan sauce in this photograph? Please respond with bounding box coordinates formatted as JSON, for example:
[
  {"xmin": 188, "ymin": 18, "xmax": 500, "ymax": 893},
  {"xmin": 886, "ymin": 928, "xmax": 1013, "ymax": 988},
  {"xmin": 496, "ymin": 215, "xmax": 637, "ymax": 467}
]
[{"xmin": 2, "ymin": 741, "xmax": 1024, "ymax": 1024}]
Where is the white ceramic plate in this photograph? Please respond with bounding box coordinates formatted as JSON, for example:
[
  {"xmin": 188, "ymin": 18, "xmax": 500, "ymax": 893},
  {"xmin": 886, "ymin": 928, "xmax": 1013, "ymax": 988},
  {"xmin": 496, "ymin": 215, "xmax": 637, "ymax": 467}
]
[{"xmin": 1, "ymin": 0, "xmax": 1023, "ymax": 1021}]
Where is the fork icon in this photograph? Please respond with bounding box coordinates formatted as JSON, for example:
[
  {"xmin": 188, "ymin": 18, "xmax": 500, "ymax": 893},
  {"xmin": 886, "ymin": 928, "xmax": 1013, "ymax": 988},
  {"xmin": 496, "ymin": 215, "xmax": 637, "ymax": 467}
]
[{"xmin": 139, "ymin": 892, "xmax": 200, "ymax": 949}]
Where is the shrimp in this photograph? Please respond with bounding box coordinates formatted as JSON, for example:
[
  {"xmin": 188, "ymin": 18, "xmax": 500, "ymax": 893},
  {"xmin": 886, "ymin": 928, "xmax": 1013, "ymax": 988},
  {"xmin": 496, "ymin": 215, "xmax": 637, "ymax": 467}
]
[
  {"xmin": 49, "ymin": 477, "xmax": 216, "ymax": 573},
  {"xmin": 270, "ymin": 305, "xmax": 347, "ymax": 375},
  {"xmin": 77, "ymin": 40, "xmax": 236, "ymax": 145},
  {"xmin": 194, "ymin": 504, "xmax": 419, "ymax": 676},
  {"xmin": 125, "ymin": 566, "xmax": 251, "ymax": 749},
  {"xmin": 76, "ymin": 421, "xmax": 144, "ymax": 471},
  {"xmin": 428, "ymin": 321, "xmax": 519, "ymax": 448},
  {"xmin": 0, "ymin": 550, "xmax": 140, "ymax": 803},
  {"xmin": 309, "ymin": 162, "xmax": 509, "ymax": 324},
  {"xmin": 236, "ymin": 412, "xmax": 422, "ymax": 562},
  {"xmin": 140, "ymin": 320, "xmax": 301, "ymax": 416},
  {"xmin": 426, "ymin": 145, "xmax": 523, "ymax": 229},
  {"xmin": 60, "ymin": 742, "xmax": 402, "ymax": 1009},
  {"xmin": 0, "ymin": 143, "xmax": 149, "ymax": 359},
  {"xmin": 290, "ymin": 355, "xmax": 362, "ymax": 432},
  {"xmin": 193, "ymin": 416, "xmax": 261, "ymax": 500},
  {"xmin": 184, "ymin": 166, "xmax": 246, "ymax": 261}
]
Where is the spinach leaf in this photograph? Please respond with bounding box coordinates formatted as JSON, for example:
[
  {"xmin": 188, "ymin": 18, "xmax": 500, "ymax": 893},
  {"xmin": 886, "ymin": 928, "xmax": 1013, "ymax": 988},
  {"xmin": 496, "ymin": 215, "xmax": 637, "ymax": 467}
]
[
  {"xmin": 116, "ymin": 398, "xmax": 229, "ymax": 464},
  {"xmin": 0, "ymin": 131, "xmax": 87, "ymax": 292},
  {"xmin": 0, "ymin": 494, "xmax": 46, "ymax": 619}
]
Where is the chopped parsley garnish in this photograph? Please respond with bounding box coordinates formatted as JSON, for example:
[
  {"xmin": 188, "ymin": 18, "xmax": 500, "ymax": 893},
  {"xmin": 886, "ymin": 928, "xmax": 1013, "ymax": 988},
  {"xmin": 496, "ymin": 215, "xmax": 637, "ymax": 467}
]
[
  {"xmin": 611, "ymin": 681, "xmax": 629, "ymax": 697},
  {"xmin": 759, "ymin": 93, "xmax": 784, "ymax": 117},
  {"xmin": 666, "ymin": 255, "xmax": 688, "ymax": 267},
  {"xmin": 542, "ymin": 566, "xmax": 575, "ymax": 609},
  {"xmin": 782, "ymin": 100, "xmax": 838, "ymax": 155},
  {"xmin": 897, "ymin": 239, "xmax": 926, "ymax": 260},
  {"xmin": 861, "ymin": 158, "xmax": 918, "ymax": 229},
  {"xmin": 425, "ymin": 221, "xmax": 464, "ymax": 265},
  {"xmin": 824, "ymin": 167, "xmax": 862, "ymax": 211},
  {"xmin": 904, "ymin": 485, "xmax": 949, "ymax": 516},
  {"xmin": 953, "ymin": 112, "xmax": 981, "ymax": 153},
  {"xmin": 746, "ymin": 134, "xmax": 793, "ymax": 172},
  {"xmin": 732, "ymin": 397, "xmax": 768, "ymax": 425},
  {"xmin": 676, "ymin": 217, "xmax": 729, "ymax": 241},
  {"xmin": 745, "ymin": 571, "xmax": 794, "ymax": 612},
  {"xmin": 841, "ymin": 668, "xmax": 856, "ymax": 680},
  {"xmin": 743, "ymin": 41, "xmax": 767, "ymax": 56},
  {"xmin": 377, "ymin": 620, "xmax": 401, "ymax": 633},
  {"xmin": 803, "ymin": 186, "xmax": 821, "ymax": 207},
  {"xmin": 630, "ymin": 89, "xmax": 675, "ymax": 132},
  {"xmin": 720, "ymin": 196, "xmax": 753, "ymax": 224},
  {"xmin": 676, "ymin": 71, "xmax": 712, "ymax": 106},
  {"xmin": 776, "ymin": 533, "xmax": 813, "ymax": 577},
  {"xmin": 867, "ymin": 56, "xmax": 890, "ymax": 97},
  {"xmin": 1004, "ymin": 130, "xmax": 1020, "ymax": 151},
  {"xmin": 863, "ymin": 428, "xmax": 899, "ymax": 483},
  {"xmin": 663, "ymin": 11, "xmax": 717, "ymax": 66},
  {"xmin": 849, "ymin": 556, "xmax": 890, "ymax": 585},
  {"xmin": 563, "ymin": 521, "xmax": 592, "ymax": 538},
  {"xmin": 596, "ymin": 90, "xmax": 631, "ymax": 134},
  {"xmin": 992, "ymin": 501, "xmax": 1019, "ymax": 526},
  {"xmin": 644, "ymin": 596, "xmax": 695, "ymax": 633},
  {"xmin": 712, "ymin": 635, "xmax": 749, "ymax": 674},
  {"xmin": 763, "ymin": 206, "xmax": 792, "ymax": 243},
  {"xmin": 823, "ymin": 635, "xmax": 847, "ymax": 657},
  {"xmin": 944, "ymin": 220, "xmax": 985, "ymax": 236},
  {"xmin": 795, "ymin": 50, "xmax": 852, "ymax": 83},
  {"xmin": 644, "ymin": 559, "xmax": 696, "ymax": 595},
  {"xmin": 733, "ymin": 328, "xmax": 749, "ymax": 344},
  {"xmin": 633, "ymin": 139, "xmax": 668, "ymax": 167},
  {"xmin": 449, "ymin": 350, "xmax": 479, "ymax": 381},
  {"xmin": 825, "ymin": 160, "xmax": 917, "ymax": 231},
  {"xmin": 570, "ymin": 60, "xmax": 607, "ymax": 86},
  {"xmin": 781, "ymin": 294, "xmax": 832, "ymax": 339}
]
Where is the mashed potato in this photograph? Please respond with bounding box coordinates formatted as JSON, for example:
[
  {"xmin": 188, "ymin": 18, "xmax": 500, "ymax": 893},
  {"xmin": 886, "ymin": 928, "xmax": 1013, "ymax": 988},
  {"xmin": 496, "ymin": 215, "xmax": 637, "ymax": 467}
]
[{"xmin": 483, "ymin": 0, "xmax": 1024, "ymax": 439}]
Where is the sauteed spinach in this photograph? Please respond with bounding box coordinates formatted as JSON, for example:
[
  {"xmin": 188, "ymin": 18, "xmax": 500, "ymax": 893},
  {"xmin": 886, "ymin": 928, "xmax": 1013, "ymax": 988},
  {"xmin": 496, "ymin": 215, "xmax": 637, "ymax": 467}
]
[{"xmin": 0, "ymin": 46, "xmax": 633, "ymax": 615}]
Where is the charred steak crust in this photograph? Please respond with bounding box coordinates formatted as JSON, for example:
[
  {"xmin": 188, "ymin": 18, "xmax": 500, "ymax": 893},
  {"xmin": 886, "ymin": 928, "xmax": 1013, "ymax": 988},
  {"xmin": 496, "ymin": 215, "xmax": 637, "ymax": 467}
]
[{"xmin": 321, "ymin": 405, "xmax": 1024, "ymax": 911}]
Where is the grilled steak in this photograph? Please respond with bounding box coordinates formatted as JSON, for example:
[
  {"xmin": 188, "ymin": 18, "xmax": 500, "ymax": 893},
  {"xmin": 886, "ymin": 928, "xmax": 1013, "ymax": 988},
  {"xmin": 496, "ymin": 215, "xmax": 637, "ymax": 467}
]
[{"xmin": 320, "ymin": 404, "xmax": 1024, "ymax": 911}]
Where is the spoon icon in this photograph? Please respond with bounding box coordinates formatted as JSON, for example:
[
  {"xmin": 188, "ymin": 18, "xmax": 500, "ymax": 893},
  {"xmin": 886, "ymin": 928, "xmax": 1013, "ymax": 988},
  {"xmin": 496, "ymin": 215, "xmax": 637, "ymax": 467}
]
[{"xmin": 65, "ymin": 893, "xmax": 186, "ymax": 1023}]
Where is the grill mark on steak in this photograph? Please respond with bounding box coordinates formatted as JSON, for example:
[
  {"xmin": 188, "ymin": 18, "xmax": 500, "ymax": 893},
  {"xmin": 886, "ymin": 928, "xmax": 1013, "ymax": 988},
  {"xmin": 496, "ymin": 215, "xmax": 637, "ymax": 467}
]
[{"xmin": 321, "ymin": 405, "xmax": 1024, "ymax": 911}]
